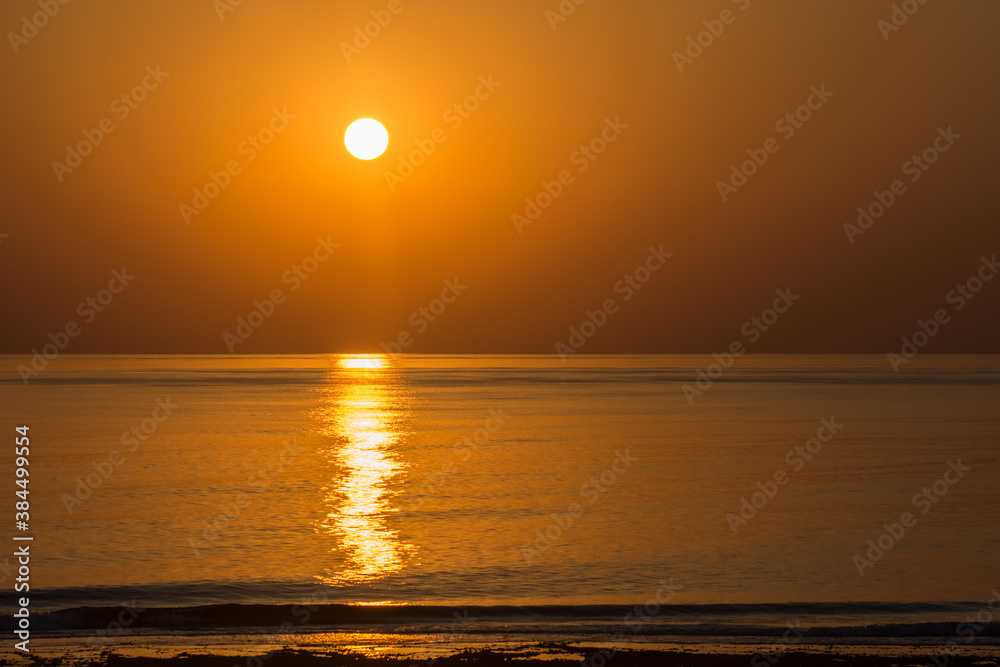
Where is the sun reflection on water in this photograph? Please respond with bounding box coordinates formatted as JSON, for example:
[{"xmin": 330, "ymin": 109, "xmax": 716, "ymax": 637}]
[{"xmin": 314, "ymin": 355, "xmax": 413, "ymax": 584}]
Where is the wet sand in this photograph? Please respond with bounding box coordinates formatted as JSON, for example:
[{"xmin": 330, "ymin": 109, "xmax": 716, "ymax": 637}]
[{"xmin": 10, "ymin": 641, "xmax": 1000, "ymax": 667}]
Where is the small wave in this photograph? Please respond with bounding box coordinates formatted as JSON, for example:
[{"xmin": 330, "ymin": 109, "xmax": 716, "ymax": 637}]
[{"xmin": 4, "ymin": 599, "xmax": 997, "ymax": 638}]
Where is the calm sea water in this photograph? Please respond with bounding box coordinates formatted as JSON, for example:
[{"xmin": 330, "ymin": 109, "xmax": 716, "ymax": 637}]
[{"xmin": 1, "ymin": 354, "xmax": 999, "ymax": 637}]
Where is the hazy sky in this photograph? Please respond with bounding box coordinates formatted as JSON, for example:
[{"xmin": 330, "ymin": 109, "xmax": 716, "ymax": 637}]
[{"xmin": 1, "ymin": 0, "xmax": 998, "ymax": 354}]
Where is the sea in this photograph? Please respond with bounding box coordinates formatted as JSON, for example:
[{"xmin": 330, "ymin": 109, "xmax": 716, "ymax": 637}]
[{"xmin": 1, "ymin": 354, "xmax": 998, "ymax": 662}]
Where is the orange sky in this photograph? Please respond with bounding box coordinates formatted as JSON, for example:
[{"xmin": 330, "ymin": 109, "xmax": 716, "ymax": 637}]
[{"xmin": 1, "ymin": 0, "xmax": 998, "ymax": 353}]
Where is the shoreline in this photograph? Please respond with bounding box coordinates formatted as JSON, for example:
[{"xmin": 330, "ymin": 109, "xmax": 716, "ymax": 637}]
[{"xmin": 8, "ymin": 638, "xmax": 1000, "ymax": 667}]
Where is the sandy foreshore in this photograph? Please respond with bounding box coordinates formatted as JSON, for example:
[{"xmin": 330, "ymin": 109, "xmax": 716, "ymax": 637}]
[{"xmin": 8, "ymin": 639, "xmax": 1000, "ymax": 667}]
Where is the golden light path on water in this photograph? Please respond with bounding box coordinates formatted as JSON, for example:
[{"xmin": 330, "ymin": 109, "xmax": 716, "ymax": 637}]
[{"xmin": 314, "ymin": 355, "xmax": 414, "ymax": 585}]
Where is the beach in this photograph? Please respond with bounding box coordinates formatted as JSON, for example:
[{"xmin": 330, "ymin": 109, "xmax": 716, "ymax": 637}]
[{"xmin": 2, "ymin": 354, "xmax": 998, "ymax": 664}]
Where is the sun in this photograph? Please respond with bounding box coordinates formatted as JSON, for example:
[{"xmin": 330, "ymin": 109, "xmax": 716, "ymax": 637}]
[
  {"xmin": 344, "ymin": 119, "xmax": 389, "ymax": 160},
  {"xmin": 338, "ymin": 355, "xmax": 386, "ymax": 369}
]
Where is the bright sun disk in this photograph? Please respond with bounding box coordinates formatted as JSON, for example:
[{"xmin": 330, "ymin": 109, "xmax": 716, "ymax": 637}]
[{"xmin": 344, "ymin": 119, "xmax": 389, "ymax": 160}]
